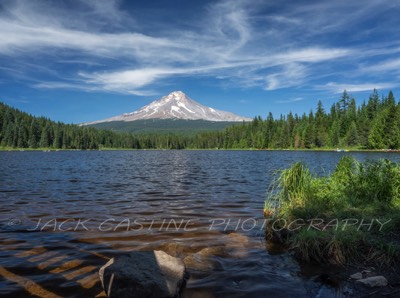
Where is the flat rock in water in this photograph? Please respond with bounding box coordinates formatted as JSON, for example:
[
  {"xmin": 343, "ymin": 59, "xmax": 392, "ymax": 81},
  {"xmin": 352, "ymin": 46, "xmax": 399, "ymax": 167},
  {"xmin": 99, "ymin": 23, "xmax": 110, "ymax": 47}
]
[
  {"xmin": 356, "ymin": 276, "xmax": 388, "ymax": 287},
  {"xmin": 99, "ymin": 250, "xmax": 186, "ymax": 298}
]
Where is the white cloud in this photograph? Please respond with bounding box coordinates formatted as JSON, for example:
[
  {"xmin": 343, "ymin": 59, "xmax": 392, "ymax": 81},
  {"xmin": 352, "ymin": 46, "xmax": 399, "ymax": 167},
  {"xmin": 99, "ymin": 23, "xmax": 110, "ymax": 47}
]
[
  {"xmin": 78, "ymin": 0, "xmax": 127, "ymax": 22},
  {"xmin": 361, "ymin": 58, "xmax": 400, "ymax": 73},
  {"xmin": 0, "ymin": 20, "xmax": 180, "ymax": 58},
  {"xmin": 265, "ymin": 63, "xmax": 307, "ymax": 90},
  {"xmin": 275, "ymin": 97, "xmax": 304, "ymax": 104},
  {"xmin": 321, "ymin": 82, "xmax": 397, "ymax": 93},
  {"xmin": 78, "ymin": 68, "xmax": 180, "ymax": 94},
  {"xmin": 278, "ymin": 48, "xmax": 350, "ymax": 63}
]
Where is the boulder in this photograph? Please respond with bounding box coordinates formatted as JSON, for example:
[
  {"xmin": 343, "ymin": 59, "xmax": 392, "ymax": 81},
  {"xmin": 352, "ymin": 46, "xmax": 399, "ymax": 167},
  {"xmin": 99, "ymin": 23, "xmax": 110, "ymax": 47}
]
[
  {"xmin": 356, "ymin": 276, "xmax": 388, "ymax": 288},
  {"xmin": 99, "ymin": 250, "xmax": 187, "ymax": 298}
]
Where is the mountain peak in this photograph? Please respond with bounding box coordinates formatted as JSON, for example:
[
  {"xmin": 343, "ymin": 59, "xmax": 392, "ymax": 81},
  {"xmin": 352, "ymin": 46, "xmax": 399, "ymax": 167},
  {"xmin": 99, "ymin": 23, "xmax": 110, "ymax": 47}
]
[
  {"xmin": 84, "ymin": 91, "xmax": 252, "ymax": 124},
  {"xmin": 169, "ymin": 90, "xmax": 185, "ymax": 96},
  {"xmin": 161, "ymin": 91, "xmax": 188, "ymax": 103}
]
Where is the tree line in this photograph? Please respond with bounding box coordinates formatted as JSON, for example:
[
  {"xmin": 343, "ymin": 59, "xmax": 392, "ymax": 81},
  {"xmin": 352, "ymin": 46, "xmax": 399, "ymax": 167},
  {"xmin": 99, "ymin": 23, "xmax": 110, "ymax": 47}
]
[
  {"xmin": 201, "ymin": 89, "xmax": 400, "ymax": 150},
  {"xmin": 0, "ymin": 103, "xmax": 135, "ymax": 149},
  {"xmin": 1, "ymin": 89, "xmax": 399, "ymax": 150}
]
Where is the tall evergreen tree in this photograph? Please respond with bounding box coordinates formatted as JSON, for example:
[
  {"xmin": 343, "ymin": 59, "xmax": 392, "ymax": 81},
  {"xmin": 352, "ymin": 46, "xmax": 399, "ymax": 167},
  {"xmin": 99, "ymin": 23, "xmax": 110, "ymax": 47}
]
[
  {"xmin": 368, "ymin": 115, "xmax": 385, "ymax": 149},
  {"xmin": 346, "ymin": 121, "xmax": 358, "ymax": 146}
]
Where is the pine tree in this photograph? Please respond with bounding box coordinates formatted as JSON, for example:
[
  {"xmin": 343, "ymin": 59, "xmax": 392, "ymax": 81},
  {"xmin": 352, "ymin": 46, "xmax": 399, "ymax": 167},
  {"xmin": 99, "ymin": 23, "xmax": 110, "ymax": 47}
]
[
  {"xmin": 39, "ymin": 123, "xmax": 52, "ymax": 148},
  {"xmin": 330, "ymin": 120, "xmax": 340, "ymax": 147},
  {"xmin": 367, "ymin": 89, "xmax": 379, "ymax": 120},
  {"xmin": 368, "ymin": 116, "xmax": 385, "ymax": 149},
  {"xmin": 346, "ymin": 121, "xmax": 358, "ymax": 146},
  {"xmin": 28, "ymin": 120, "xmax": 40, "ymax": 148},
  {"xmin": 385, "ymin": 91, "xmax": 399, "ymax": 149},
  {"xmin": 339, "ymin": 90, "xmax": 350, "ymax": 113},
  {"xmin": 53, "ymin": 126, "xmax": 62, "ymax": 148}
]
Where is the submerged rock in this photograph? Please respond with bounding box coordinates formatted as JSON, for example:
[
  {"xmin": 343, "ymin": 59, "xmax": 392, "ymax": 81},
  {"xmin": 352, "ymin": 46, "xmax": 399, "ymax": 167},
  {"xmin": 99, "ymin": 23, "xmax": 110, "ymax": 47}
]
[
  {"xmin": 225, "ymin": 233, "xmax": 251, "ymax": 258},
  {"xmin": 356, "ymin": 276, "xmax": 388, "ymax": 287},
  {"xmin": 158, "ymin": 242, "xmax": 187, "ymax": 258},
  {"xmin": 350, "ymin": 272, "xmax": 363, "ymax": 280},
  {"xmin": 99, "ymin": 250, "xmax": 187, "ymax": 298},
  {"xmin": 196, "ymin": 246, "xmax": 227, "ymax": 257},
  {"xmin": 183, "ymin": 246, "xmax": 226, "ymax": 271}
]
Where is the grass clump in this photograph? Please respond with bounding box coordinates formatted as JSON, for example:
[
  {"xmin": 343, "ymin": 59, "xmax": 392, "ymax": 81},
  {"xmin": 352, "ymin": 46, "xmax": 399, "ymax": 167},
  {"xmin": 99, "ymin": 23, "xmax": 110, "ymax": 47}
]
[{"xmin": 265, "ymin": 156, "xmax": 400, "ymax": 266}]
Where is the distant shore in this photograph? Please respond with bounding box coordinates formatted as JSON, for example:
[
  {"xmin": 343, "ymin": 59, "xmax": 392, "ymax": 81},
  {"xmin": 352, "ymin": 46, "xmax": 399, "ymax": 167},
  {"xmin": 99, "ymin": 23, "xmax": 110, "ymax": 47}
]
[{"xmin": 2, "ymin": 147, "xmax": 400, "ymax": 153}]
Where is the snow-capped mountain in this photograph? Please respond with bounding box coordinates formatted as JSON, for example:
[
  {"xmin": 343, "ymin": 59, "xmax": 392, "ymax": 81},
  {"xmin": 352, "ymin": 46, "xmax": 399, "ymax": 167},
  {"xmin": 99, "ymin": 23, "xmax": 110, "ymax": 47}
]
[{"xmin": 84, "ymin": 91, "xmax": 252, "ymax": 124}]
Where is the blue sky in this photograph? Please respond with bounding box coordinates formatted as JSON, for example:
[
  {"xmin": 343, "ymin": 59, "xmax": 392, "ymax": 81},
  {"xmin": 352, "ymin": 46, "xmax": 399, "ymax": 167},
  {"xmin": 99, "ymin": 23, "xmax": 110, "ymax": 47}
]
[{"xmin": 0, "ymin": 0, "xmax": 400, "ymax": 123}]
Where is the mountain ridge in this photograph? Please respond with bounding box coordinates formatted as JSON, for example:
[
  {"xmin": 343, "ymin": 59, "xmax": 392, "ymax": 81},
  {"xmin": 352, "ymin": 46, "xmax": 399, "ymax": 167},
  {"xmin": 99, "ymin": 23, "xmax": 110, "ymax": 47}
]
[{"xmin": 83, "ymin": 91, "xmax": 252, "ymax": 125}]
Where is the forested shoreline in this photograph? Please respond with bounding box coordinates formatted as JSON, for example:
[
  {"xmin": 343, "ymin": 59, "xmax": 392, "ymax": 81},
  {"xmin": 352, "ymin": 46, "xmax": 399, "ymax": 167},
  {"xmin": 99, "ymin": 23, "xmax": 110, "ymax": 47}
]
[
  {"xmin": 1, "ymin": 89, "xmax": 399, "ymax": 150},
  {"xmin": 217, "ymin": 89, "xmax": 400, "ymax": 150}
]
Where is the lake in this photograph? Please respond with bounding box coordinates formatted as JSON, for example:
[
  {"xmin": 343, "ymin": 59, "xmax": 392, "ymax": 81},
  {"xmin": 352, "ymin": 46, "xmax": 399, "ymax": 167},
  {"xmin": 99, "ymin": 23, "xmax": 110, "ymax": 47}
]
[{"xmin": 1, "ymin": 150, "xmax": 399, "ymax": 297}]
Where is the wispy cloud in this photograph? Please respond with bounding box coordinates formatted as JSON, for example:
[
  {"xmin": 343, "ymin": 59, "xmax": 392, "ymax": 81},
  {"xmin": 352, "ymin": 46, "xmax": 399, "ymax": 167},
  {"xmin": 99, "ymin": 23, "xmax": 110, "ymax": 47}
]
[
  {"xmin": 78, "ymin": 68, "xmax": 183, "ymax": 95},
  {"xmin": 360, "ymin": 58, "xmax": 400, "ymax": 74},
  {"xmin": 0, "ymin": 20, "xmax": 179, "ymax": 58},
  {"xmin": 265, "ymin": 63, "xmax": 307, "ymax": 90},
  {"xmin": 320, "ymin": 82, "xmax": 397, "ymax": 93},
  {"xmin": 276, "ymin": 97, "xmax": 304, "ymax": 104},
  {"xmin": 0, "ymin": 0, "xmax": 399, "ymax": 96}
]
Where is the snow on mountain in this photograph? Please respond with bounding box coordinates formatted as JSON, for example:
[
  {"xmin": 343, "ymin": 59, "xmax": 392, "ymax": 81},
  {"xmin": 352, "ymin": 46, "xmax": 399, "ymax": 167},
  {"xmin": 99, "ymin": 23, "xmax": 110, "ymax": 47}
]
[{"xmin": 84, "ymin": 91, "xmax": 252, "ymax": 124}]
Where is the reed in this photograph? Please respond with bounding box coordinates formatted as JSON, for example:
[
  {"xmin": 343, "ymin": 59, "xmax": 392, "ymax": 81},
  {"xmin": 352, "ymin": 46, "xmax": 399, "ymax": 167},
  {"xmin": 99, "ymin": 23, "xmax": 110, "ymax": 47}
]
[{"xmin": 265, "ymin": 156, "xmax": 400, "ymax": 266}]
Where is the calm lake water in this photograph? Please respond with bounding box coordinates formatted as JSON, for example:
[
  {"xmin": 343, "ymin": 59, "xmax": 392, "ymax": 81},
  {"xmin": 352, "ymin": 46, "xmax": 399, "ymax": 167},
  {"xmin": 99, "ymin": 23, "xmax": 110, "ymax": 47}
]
[{"xmin": 1, "ymin": 150, "xmax": 399, "ymax": 297}]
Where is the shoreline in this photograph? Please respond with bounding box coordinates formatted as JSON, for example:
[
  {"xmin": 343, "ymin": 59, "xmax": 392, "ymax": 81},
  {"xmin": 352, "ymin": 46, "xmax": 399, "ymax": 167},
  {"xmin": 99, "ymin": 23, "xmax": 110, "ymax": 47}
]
[
  {"xmin": 2, "ymin": 147, "xmax": 400, "ymax": 152},
  {"xmin": 296, "ymin": 259, "xmax": 400, "ymax": 297}
]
